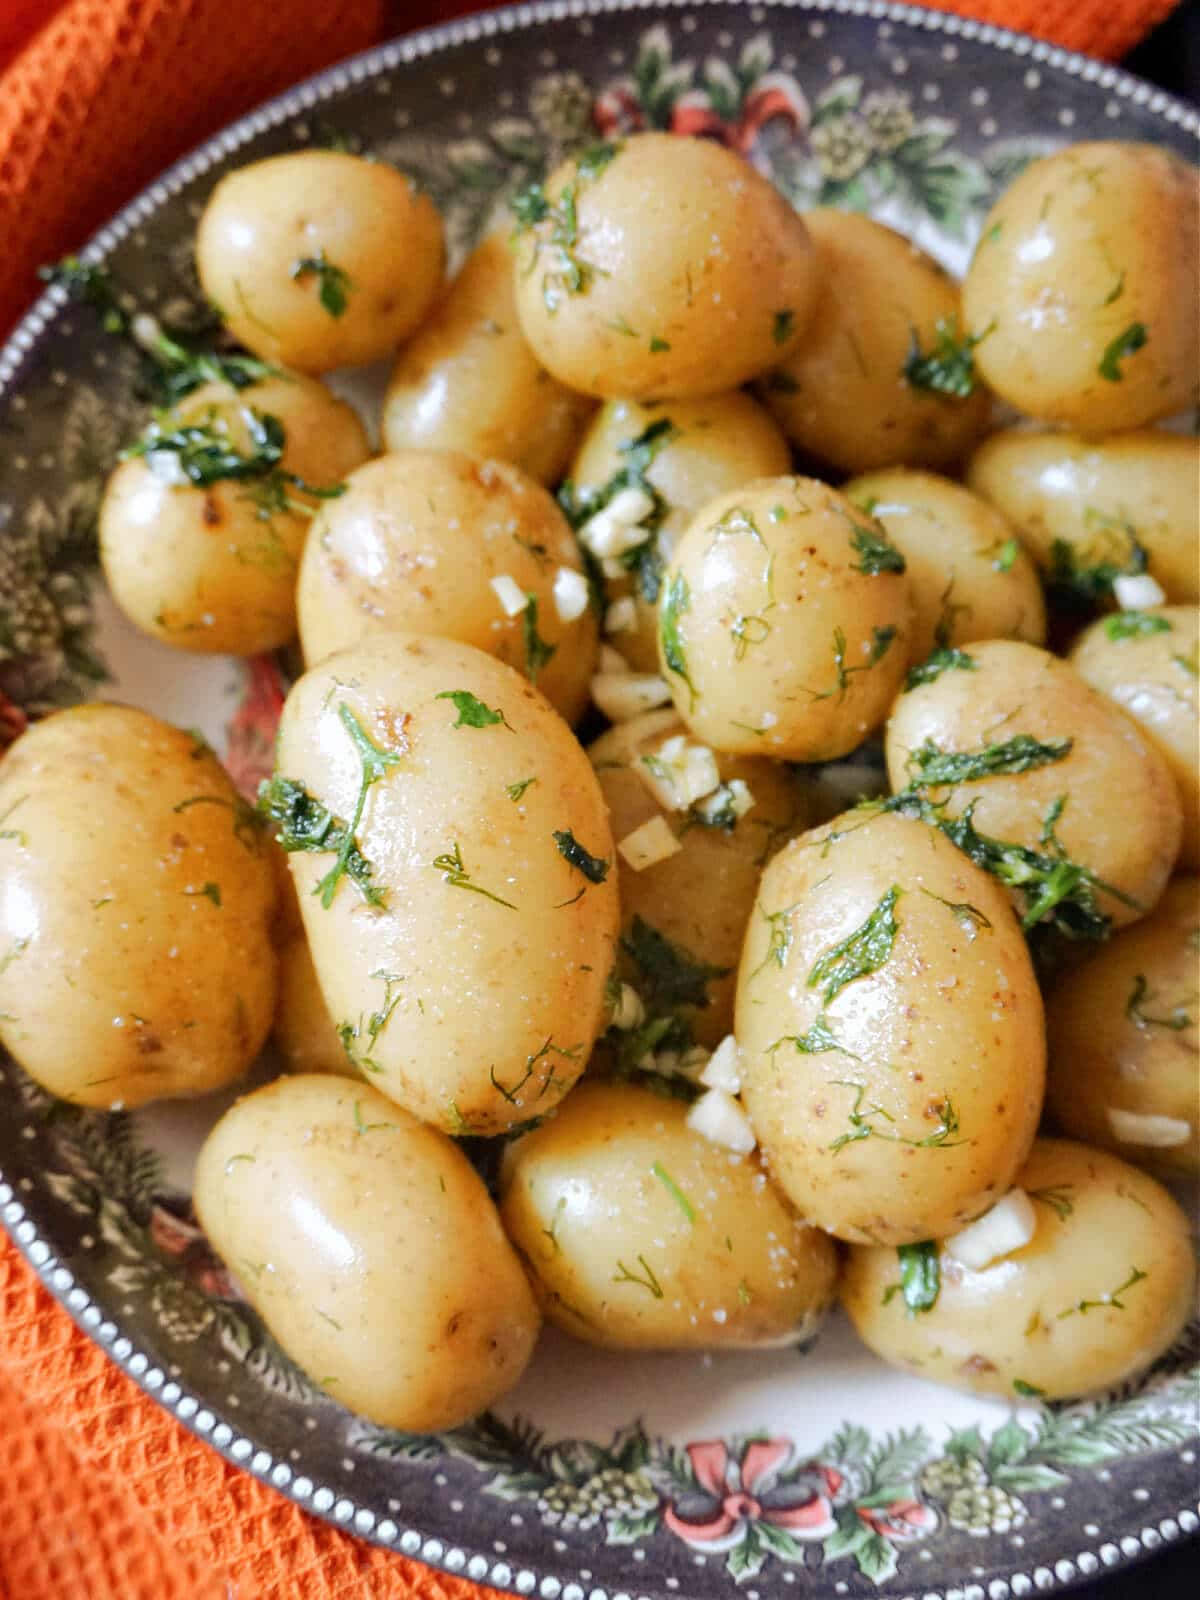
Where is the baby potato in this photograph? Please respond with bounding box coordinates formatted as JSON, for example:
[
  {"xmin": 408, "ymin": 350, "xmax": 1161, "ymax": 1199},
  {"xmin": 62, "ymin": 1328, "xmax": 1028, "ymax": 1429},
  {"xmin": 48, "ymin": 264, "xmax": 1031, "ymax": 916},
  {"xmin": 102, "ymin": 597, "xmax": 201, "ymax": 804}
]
[
  {"xmin": 588, "ymin": 711, "xmax": 817, "ymax": 1047},
  {"xmin": 512, "ymin": 133, "xmax": 818, "ymax": 400},
  {"xmin": 196, "ymin": 151, "xmax": 444, "ymax": 373},
  {"xmin": 966, "ymin": 428, "xmax": 1199, "ymax": 605},
  {"xmin": 962, "ymin": 142, "xmax": 1199, "ymax": 432},
  {"xmin": 844, "ymin": 468, "xmax": 1045, "ymax": 664},
  {"xmin": 757, "ymin": 210, "xmax": 991, "ymax": 474},
  {"xmin": 195, "ymin": 1075, "xmax": 540, "ymax": 1428},
  {"xmin": 656, "ymin": 476, "xmax": 913, "ymax": 760},
  {"xmin": 737, "ymin": 810, "xmax": 1044, "ymax": 1245},
  {"xmin": 296, "ymin": 450, "xmax": 597, "ymax": 724},
  {"xmin": 381, "ymin": 233, "xmax": 593, "ymax": 484},
  {"xmin": 273, "ymin": 934, "xmax": 358, "ymax": 1078},
  {"xmin": 499, "ymin": 1081, "xmax": 838, "ymax": 1350},
  {"xmin": 99, "ymin": 375, "xmax": 370, "ymax": 656},
  {"xmin": 842, "ymin": 1139, "xmax": 1195, "ymax": 1401},
  {"xmin": 568, "ymin": 392, "xmax": 791, "ymax": 671},
  {"xmin": 1045, "ymin": 877, "xmax": 1199, "ymax": 1178},
  {"xmin": 269, "ymin": 634, "xmax": 618, "ymax": 1135},
  {"xmin": 885, "ymin": 640, "xmax": 1183, "ymax": 930},
  {"xmin": 1071, "ymin": 607, "xmax": 1199, "ymax": 868},
  {"xmin": 0, "ymin": 705, "xmax": 277, "ymax": 1108}
]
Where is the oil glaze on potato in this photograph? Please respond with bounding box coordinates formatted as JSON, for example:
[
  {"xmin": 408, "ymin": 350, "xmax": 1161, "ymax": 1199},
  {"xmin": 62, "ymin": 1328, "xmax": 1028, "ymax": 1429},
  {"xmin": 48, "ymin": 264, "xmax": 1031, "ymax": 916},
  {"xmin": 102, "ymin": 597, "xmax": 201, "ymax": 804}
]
[
  {"xmin": 1046, "ymin": 878, "xmax": 1199, "ymax": 1178},
  {"xmin": 381, "ymin": 234, "xmax": 593, "ymax": 484},
  {"xmin": 966, "ymin": 428, "xmax": 1199, "ymax": 604},
  {"xmin": 0, "ymin": 705, "xmax": 277, "ymax": 1108},
  {"xmin": 844, "ymin": 469, "xmax": 1045, "ymax": 664},
  {"xmin": 736, "ymin": 810, "xmax": 1044, "ymax": 1246},
  {"xmin": 270, "ymin": 634, "xmax": 618, "ymax": 1135},
  {"xmin": 588, "ymin": 711, "xmax": 816, "ymax": 1047},
  {"xmin": 842, "ymin": 1140, "xmax": 1195, "ymax": 1401},
  {"xmin": 962, "ymin": 142, "xmax": 1199, "ymax": 432},
  {"xmin": 296, "ymin": 450, "xmax": 597, "ymax": 724},
  {"xmin": 272, "ymin": 935, "xmax": 358, "ymax": 1078},
  {"xmin": 657, "ymin": 477, "xmax": 912, "ymax": 759},
  {"xmin": 885, "ymin": 640, "xmax": 1182, "ymax": 930},
  {"xmin": 1070, "ymin": 607, "xmax": 1199, "ymax": 868},
  {"xmin": 757, "ymin": 210, "xmax": 991, "ymax": 474},
  {"xmin": 99, "ymin": 376, "xmax": 370, "ymax": 656},
  {"xmin": 499, "ymin": 1081, "xmax": 838, "ymax": 1350},
  {"xmin": 568, "ymin": 391, "xmax": 791, "ymax": 671},
  {"xmin": 195, "ymin": 1075, "xmax": 540, "ymax": 1428},
  {"xmin": 512, "ymin": 134, "xmax": 818, "ymax": 400},
  {"xmin": 196, "ymin": 151, "xmax": 445, "ymax": 373}
]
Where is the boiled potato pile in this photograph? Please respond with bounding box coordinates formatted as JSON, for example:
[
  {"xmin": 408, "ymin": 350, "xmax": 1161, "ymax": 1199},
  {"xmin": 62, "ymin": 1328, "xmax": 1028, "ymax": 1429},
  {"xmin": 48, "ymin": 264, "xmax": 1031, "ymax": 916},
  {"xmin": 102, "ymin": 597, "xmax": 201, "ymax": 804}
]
[{"xmin": 5, "ymin": 134, "xmax": 1196, "ymax": 1430}]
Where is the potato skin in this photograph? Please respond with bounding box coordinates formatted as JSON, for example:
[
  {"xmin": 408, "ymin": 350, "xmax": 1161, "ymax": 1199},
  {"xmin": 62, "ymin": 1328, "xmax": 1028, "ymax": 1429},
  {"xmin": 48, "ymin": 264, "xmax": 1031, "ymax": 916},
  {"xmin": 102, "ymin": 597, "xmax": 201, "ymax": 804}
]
[
  {"xmin": 195, "ymin": 1075, "xmax": 540, "ymax": 1429},
  {"xmin": 499, "ymin": 1081, "xmax": 838, "ymax": 1350},
  {"xmin": 296, "ymin": 450, "xmax": 597, "ymax": 724},
  {"xmin": 886, "ymin": 640, "xmax": 1182, "ymax": 929},
  {"xmin": 737, "ymin": 810, "xmax": 1044, "ymax": 1246},
  {"xmin": 513, "ymin": 133, "xmax": 818, "ymax": 400},
  {"xmin": 1070, "ymin": 607, "xmax": 1199, "ymax": 869},
  {"xmin": 272, "ymin": 634, "xmax": 618, "ymax": 1135},
  {"xmin": 657, "ymin": 477, "xmax": 913, "ymax": 760},
  {"xmin": 381, "ymin": 234, "xmax": 593, "ymax": 484},
  {"xmin": 844, "ymin": 469, "xmax": 1045, "ymax": 664},
  {"xmin": 966, "ymin": 428, "xmax": 1199, "ymax": 605},
  {"xmin": 272, "ymin": 934, "xmax": 358, "ymax": 1078},
  {"xmin": 841, "ymin": 1140, "xmax": 1196, "ymax": 1401},
  {"xmin": 1046, "ymin": 878, "xmax": 1199, "ymax": 1178},
  {"xmin": 99, "ymin": 376, "xmax": 370, "ymax": 656},
  {"xmin": 0, "ymin": 705, "xmax": 277, "ymax": 1108},
  {"xmin": 569, "ymin": 392, "xmax": 791, "ymax": 671},
  {"xmin": 757, "ymin": 210, "xmax": 991, "ymax": 474},
  {"xmin": 196, "ymin": 151, "xmax": 445, "ymax": 372},
  {"xmin": 589, "ymin": 711, "xmax": 817, "ymax": 1046},
  {"xmin": 962, "ymin": 142, "xmax": 1199, "ymax": 432}
]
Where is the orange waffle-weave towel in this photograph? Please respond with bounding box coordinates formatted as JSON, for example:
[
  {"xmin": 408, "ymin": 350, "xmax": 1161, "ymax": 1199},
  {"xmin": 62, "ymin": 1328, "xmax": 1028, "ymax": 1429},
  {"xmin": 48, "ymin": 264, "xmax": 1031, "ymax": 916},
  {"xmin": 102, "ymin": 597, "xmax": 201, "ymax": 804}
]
[{"xmin": 0, "ymin": 0, "xmax": 1184, "ymax": 1596}]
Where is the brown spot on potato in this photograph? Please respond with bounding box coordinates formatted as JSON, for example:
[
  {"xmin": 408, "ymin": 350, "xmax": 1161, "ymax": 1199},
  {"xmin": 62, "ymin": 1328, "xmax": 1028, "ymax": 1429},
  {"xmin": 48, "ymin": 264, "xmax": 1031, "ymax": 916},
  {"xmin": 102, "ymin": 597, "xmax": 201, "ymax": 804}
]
[{"xmin": 201, "ymin": 493, "xmax": 223, "ymax": 528}]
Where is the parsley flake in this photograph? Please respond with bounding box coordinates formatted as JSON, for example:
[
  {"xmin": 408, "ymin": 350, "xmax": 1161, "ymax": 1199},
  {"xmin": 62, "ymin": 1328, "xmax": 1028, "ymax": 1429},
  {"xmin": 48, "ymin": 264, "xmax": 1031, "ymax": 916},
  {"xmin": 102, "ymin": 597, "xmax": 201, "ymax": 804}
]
[
  {"xmin": 902, "ymin": 317, "xmax": 993, "ymax": 397},
  {"xmin": 1104, "ymin": 611, "xmax": 1171, "ymax": 642},
  {"xmin": 436, "ymin": 690, "xmax": 511, "ymax": 730},
  {"xmin": 433, "ymin": 841, "xmax": 517, "ymax": 909},
  {"xmin": 553, "ymin": 829, "xmax": 609, "ymax": 883},
  {"xmin": 904, "ymin": 646, "xmax": 977, "ymax": 691},
  {"xmin": 290, "ymin": 251, "xmax": 354, "ymax": 317},
  {"xmin": 773, "ymin": 309, "xmax": 795, "ymax": 345},
  {"xmin": 521, "ymin": 594, "xmax": 557, "ymax": 684},
  {"xmin": 848, "ymin": 517, "xmax": 906, "ymax": 576},
  {"xmin": 905, "ymin": 734, "xmax": 1072, "ymax": 789},
  {"xmin": 651, "ymin": 1161, "xmax": 695, "ymax": 1224},
  {"xmin": 1098, "ymin": 322, "xmax": 1147, "ymax": 382},
  {"xmin": 660, "ymin": 571, "xmax": 696, "ymax": 704},
  {"xmin": 807, "ymin": 886, "xmax": 902, "ymax": 1006}
]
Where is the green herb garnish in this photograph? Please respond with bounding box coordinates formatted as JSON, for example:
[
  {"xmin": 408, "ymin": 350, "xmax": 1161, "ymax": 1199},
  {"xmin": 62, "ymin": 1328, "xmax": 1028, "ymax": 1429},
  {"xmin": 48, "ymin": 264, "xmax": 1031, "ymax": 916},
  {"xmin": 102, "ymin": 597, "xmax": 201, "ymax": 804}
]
[
  {"xmin": 433, "ymin": 841, "xmax": 517, "ymax": 909},
  {"xmin": 506, "ymin": 777, "xmax": 537, "ymax": 802},
  {"xmin": 1028, "ymin": 1185, "xmax": 1074, "ymax": 1221},
  {"xmin": 660, "ymin": 571, "xmax": 696, "ymax": 704},
  {"xmin": 259, "ymin": 777, "xmax": 382, "ymax": 906},
  {"xmin": 773, "ymin": 309, "xmax": 795, "ymax": 345},
  {"xmin": 558, "ymin": 417, "xmax": 678, "ymax": 605},
  {"xmin": 807, "ymin": 886, "xmax": 902, "ymax": 1006},
  {"xmin": 848, "ymin": 517, "xmax": 906, "ymax": 576},
  {"xmin": 902, "ymin": 316, "xmax": 992, "ymax": 397},
  {"xmin": 904, "ymin": 646, "xmax": 977, "ymax": 691},
  {"xmin": 612, "ymin": 1254, "xmax": 664, "ymax": 1298},
  {"xmin": 521, "ymin": 594, "xmax": 556, "ymax": 684},
  {"xmin": 1057, "ymin": 1265, "xmax": 1147, "ymax": 1318},
  {"xmin": 553, "ymin": 829, "xmax": 609, "ymax": 884},
  {"xmin": 436, "ymin": 690, "xmax": 511, "ymax": 730},
  {"xmin": 896, "ymin": 1241, "xmax": 941, "ymax": 1314},
  {"xmin": 623, "ymin": 916, "xmax": 729, "ymax": 1011},
  {"xmin": 511, "ymin": 140, "xmax": 621, "ymax": 310},
  {"xmin": 807, "ymin": 625, "xmax": 897, "ymax": 701},
  {"xmin": 338, "ymin": 969, "xmax": 404, "ymax": 1074},
  {"xmin": 290, "ymin": 251, "xmax": 353, "ymax": 317},
  {"xmin": 651, "ymin": 1161, "xmax": 695, "ymax": 1224},
  {"xmin": 1104, "ymin": 611, "xmax": 1171, "ymax": 642},
  {"xmin": 991, "ymin": 537, "xmax": 1020, "ymax": 573},
  {"xmin": 183, "ymin": 882, "xmax": 222, "ymax": 907},
  {"xmin": 830, "ymin": 1081, "xmax": 962, "ymax": 1156},
  {"xmin": 905, "ymin": 734, "xmax": 1072, "ymax": 790},
  {"xmin": 1126, "ymin": 974, "xmax": 1194, "ymax": 1032},
  {"xmin": 1098, "ymin": 322, "xmax": 1147, "ymax": 382}
]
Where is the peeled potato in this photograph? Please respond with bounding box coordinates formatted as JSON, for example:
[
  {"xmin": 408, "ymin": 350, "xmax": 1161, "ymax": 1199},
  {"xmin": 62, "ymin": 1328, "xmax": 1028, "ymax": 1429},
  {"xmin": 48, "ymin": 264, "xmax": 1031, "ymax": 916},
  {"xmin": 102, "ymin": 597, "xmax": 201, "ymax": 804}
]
[{"xmin": 196, "ymin": 150, "xmax": 444, "ymax": 372}]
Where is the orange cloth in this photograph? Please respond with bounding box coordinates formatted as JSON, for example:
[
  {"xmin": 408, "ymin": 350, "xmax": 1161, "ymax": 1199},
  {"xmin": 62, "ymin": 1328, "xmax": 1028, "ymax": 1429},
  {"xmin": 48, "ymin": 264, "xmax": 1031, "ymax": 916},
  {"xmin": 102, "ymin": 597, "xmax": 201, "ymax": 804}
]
[{"xmin": 0, "ymin": 1, "xmax": 1184, "ymax": 1597}]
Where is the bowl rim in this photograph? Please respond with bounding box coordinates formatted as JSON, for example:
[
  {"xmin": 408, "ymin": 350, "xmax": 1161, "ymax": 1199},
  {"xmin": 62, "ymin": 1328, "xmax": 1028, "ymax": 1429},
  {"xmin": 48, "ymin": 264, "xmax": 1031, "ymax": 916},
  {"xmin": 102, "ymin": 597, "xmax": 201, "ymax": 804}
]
[{"xmin": 0, "ymin": 4, "xmax": 1197, "ymax": 1598}]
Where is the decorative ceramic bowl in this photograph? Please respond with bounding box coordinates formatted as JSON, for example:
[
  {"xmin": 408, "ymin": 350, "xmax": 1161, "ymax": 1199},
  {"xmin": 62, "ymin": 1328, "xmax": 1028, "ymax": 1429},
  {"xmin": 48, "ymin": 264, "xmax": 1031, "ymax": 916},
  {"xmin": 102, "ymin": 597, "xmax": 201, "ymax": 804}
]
[{"xmin": 1, "ymin": 4, "xmax": 1197, "ymax": 1598}]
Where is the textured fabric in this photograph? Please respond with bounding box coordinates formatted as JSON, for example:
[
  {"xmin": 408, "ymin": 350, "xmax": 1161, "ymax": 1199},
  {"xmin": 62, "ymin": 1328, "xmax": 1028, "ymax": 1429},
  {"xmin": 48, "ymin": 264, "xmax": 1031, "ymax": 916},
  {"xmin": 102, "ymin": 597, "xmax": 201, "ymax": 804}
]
[{"xmin": 0, "ymin": 1, "xmax": 1184, "ymax": 1597}]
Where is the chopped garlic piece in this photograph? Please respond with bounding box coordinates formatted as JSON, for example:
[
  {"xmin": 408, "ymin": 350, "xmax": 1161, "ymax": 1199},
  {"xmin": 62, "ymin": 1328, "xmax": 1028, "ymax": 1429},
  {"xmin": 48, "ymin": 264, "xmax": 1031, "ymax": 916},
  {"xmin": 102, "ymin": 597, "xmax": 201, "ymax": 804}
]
[
  {"xmin": 617, "ymin": 815, "xmax": 682, "ymax": 870},
  {"xmin": 701, "ymin": 1035, "xmax": 742, "ymax": 1093},
  {"xmin": 946, "ymin": 1189, "xmax": 1036, "ymax": 1271},
  {"xmin": 687, "ymin": 1088, "xmax": 757, "ymax": 1154},
  {"xmin": 552, "ymin": 567, "xmax": 589, "ymax": 623},
  {"xmin": 1113, "ymin": 573, "xmax": 1166, "ymax": 610},
  {"xmin": 145, "ymin": 449, "xmax": 191, "ymax": 486},
  {"xmin": 1107, "ymin": 1107, "xmax": 1191, "ymax": 1148},
  {"xmin": 598, "ymin": 644, "xmax": 631, "ymax": 675},
  {"xmin": 610, "ymin": 983, "xmax": 645, "ymax": 1031},
  {"xmin": 592, "ymin": 672, "xmax": 672, "ymax": 722},
  {"xmin": 634, "ymin": 736, "xmax": 721, "ymax": 811},
  {"xmin": 579, "ymin": 486, "xmax": 655, "ymax": 557},
  {"xmin": 490, "ymin": 574, "xmax": 527, "ymax": 617},
  {"xmin": 605, "ymin": 596, "xmax": 637, "ymax": 634},
  {"xmin": 601, "ymin": 556, "xmax": 627, "ymax": 580},
  {"xmin": 694, "ymin": 779, "xmax": 755, "ymax": 826},
  {"xmin": 131, "ymin": 311, "xmax": 163, "ymax": 351}
]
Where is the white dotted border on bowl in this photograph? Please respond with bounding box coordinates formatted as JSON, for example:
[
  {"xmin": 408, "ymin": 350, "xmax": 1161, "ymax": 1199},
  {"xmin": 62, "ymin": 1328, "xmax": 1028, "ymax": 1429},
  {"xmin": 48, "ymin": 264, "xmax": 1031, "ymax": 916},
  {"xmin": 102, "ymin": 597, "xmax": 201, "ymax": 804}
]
[{"xmin": 0, "ymin": 2, "xmax": 1197, "ymax": 1595}]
